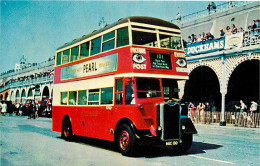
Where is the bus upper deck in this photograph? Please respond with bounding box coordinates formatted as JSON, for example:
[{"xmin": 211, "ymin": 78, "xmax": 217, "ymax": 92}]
[{"xmin": 54, "ymin": 16, "xmax": 188, "ymax": 84}]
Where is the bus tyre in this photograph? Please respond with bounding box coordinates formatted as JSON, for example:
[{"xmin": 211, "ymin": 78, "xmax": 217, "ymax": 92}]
[
  {"xmin": 176, "ymin": 134, "xmax": 193, "ymax": 153},
  {"xmin": 62, "ymin": 117, "xmax": 73, "ymax": 141},
  {"xmin": 117, "ymin": 124, "xmax": 136, "ymax": 156}
]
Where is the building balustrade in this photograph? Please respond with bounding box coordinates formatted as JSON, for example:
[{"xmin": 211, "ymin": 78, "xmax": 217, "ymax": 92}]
[{"xmin": 171, "ymin": 1, "xmax": 252, "ymax": 23}]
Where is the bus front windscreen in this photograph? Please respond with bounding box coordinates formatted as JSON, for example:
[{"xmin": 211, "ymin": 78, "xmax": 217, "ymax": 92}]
[{"xmin": 136, "ymin": 78, "xmax": 162, "ymax": 98}]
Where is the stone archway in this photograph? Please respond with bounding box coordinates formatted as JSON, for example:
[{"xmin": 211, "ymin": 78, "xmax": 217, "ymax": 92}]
[
  {"xmin": 184, "ymin": 65, "xmax": 221, "ymax": 107},
  {"xmin": 226, "ymin": 59, "xmax": 259, "ymax": 109}
]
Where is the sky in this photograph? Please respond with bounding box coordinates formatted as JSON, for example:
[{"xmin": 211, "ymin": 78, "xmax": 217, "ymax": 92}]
[{"xmin": 0, "ymin": 0, "xmax": 222, "ymax": 74}]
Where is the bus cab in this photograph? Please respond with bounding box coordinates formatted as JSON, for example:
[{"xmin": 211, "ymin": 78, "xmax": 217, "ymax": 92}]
[{"xmin": 52, "ymin": 16, "xmax": 197, "ymax": 156}]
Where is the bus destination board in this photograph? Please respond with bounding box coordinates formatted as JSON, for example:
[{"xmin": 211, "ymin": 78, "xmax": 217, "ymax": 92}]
[{"xmin": 150, "ymin": 53, "xmax": 172, "ymax": 70}]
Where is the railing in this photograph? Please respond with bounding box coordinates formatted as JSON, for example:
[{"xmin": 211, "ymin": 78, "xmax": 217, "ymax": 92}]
[
  {"xmin": 171, "ymin": 1, "xmax": 252, "ymax": 23},
  {"xmin": 189, "ymin": 110, "xmax": 260, "ymax": 128}
]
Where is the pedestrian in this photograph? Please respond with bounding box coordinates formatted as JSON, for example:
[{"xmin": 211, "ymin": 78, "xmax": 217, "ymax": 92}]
[
  {"xmin": 176, "ymin": 12, "xmax": 181, "ymax": 22},
  {"xmin": 9, "ymin": 102, "xmax": 16, "ymax": 116},
  {"xmin": 231, "ymin": 24, "xmax": 237, "ymax": 34},
  {"xmin": 19, "ymin": 103, "xmax": 23, "ymax": 116},
  {"xmin": 211, "ymin": 2, "xmax": 217, "ymax": 13},
  {"xmin": 200, "ymin": 103, "xmax": 206, "ymax": 124},
  {"xmin": 205, "ymin": 102, "xmax": 212, "ymax": 124},
  {"xmin": 27, "ymin": 100, "xmax": 32, "ymax": 119},
  {"xmin": 32, "ymin": 101, "xmax": 36, "ymax": 119},
  {"xmin": 220, "ymin": 28, "xmax": 225, "ymax": 37},
  {"xmin": 225, "ymin": 26, "xmax": 232, "ymax": 36},
  {"xmin": 250, "ymin": 101, "xmax": 258, "ymax": 128},
  {"xmin": 207, "ymin": 3, "xmax": 211, "ymax": 14},
  {"xmin": 196, "ymin": 103, "xmax": 202, "ymax": 123},
  {"xmin": 235, "ymin": 100, "xmax": 247, "ymax": 127},
  {"xmin": 1, "ymin": 102, "xmax": 7, "ymax": 116}
]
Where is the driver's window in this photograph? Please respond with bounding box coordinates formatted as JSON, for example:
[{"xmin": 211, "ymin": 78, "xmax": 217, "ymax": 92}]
[
  {"xmin": 115, "ymin": 79, "xmax": 123, "ymax": 105},
  {"xmin": 125, "ymin": 78, "xmax": 135, "ymax": 105}
]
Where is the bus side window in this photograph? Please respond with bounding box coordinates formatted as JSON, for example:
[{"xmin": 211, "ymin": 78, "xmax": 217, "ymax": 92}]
[
  {"xmin": 69, "ymin": 91, "xmax": 77, "ymax": 105},
  {"xmin": 80, "ymin": 42, "xmax": 90, "ymax": 59},
  {"xmin": 115, "ymin": 79, "xmax": 123, "ymax": 105},
  {"xmin": 88, "ymin": 89, "xmax": 100, "ymax": 105},
  {"xmin": 78, "ymin": 90, "xmax": 87, "ymax": 105},
  {"xmin": 60, "ymin": 92, "xmax": 68, "ymax": 105},
  {"xmin": 91, "ymin": 37, "xmax": 101, "ymax": 56},
  {"xmin": 56, "ymin": 52, "xmax": 62, "ymax": 66},
  {"xmin": 62, "ymin": 49, "xmax": 70, "ymax": 64},
  {"xmin": 70, "ymin": 46, "xmax": 79, "ymax": 62},
  {"xmin": 101, "ymin": 87, "xmax": 113, "ymax": 105},
  {"xmin": 125, "ymin": 79, "xmax": 135, "ymax": 105}
]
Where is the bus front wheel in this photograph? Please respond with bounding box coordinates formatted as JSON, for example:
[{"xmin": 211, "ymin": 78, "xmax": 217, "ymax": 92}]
[
  {"xmin": 117, "ymin": 124, "xmax": 136, "ymax": 156},
  {"xmin": 61, "ymin": 117, "xmax": 73, "ymax": 141}
]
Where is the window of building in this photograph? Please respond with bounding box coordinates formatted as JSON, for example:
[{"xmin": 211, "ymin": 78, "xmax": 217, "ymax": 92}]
[
  {"xmin": 91, "ymin": 37, "xmax": 101, "ymax": 56},
  {"xmin": 62, "ymin": 49, "xmax": 70, "ymax": 64},
  {"xmin": 78, "ymin": 90, "xmax": 87, "ymax": 105},
  {"xmin": 117, "ymin": 27, "xmax": 129, "ymax": 47},
  {"xmin": 88, "ymin": 89, "xmax": 100, "ymax": 105},
  {"xmin": 101, "ymin": 87, "xmax": 113, "ymax": 105},
  {"xmin": 56, "ymin": 52, "xmax": 62, "ymax": 66},
  {"xmin": 70, "ymin": 46, "xmax": 79, "ymax": 62},
  {"xmin": 80, "ymin": 42, "xmax": 90, "ymax": 59},
  {"xmin": 69, "ymin": 91, "xmax": 77, "ymax": 105},
  {"xmin": 61, "ymin": 92, "xmax": 68, "ymax": 105}
]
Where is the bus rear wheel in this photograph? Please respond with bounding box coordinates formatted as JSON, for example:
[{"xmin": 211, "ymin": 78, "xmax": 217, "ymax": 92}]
[
  {"xmin": 61, "ymin": 117, "xmax": 73, "ymax": 141},
  {"xmin": 117, "ymin": 124, "xmax": 136, "ymax": 156}
]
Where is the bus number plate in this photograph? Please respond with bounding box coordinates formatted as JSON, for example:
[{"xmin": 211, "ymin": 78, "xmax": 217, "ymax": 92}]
[{"xmin": 166, "ymin": 141, "xmax": 178, "ymax": 146}]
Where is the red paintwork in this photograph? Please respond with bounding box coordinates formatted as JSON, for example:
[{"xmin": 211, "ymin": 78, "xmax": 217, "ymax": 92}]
[
  {"xmin": 52, "ymin": 46, "xmax": 187, "ymax": 142},
  {"xmin": 54, "ymin": 46, "xmax": 188, "ymax": 84}
]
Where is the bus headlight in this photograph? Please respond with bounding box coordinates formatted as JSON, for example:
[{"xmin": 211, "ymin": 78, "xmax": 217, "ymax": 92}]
[{"xmin": 182, "ymin": 125, "xmax": 186, "ymax": 130}]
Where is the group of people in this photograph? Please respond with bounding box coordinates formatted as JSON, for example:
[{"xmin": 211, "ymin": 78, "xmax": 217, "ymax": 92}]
[
  {"xmin": 234, "ymin": 100, "xmax": 258, "ymax": 128},
  {"xmin": 186, "ymin": 19, "xmax": 260, "ymax": 46},
  {"xmin": 17, "ymin": 100, "xmax": 40, "ymax": 119},
  {"xmin": 187, "ymin": 32, "xmax": 215, "ymax": 44},
  {"xmin": 0, "ymin": 100, "xmax": 41, "ymax": 119},
  {"xmin": 207, "ymin": 2, "xmax": 217, "ymax": 14},
  {"xmin": 188, "ymin": 102, "xmax": 216, "ymax": 124},
  {"xmin": 220, "ymin": 20, "xmax": 260, "ymax": 37}
]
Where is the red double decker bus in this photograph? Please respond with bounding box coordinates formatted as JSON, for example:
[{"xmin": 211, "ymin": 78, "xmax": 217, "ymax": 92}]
[{"xmin": 52, "ymin": 16, "xmax": 197, "ymax": 156}]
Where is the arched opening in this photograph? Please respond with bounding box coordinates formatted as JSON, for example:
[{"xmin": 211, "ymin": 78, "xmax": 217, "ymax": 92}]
[
  {"xmin": 10, "ymin": 91, "xmax": 14, "ymax": 102},
  {"xmin": 21, "ymin": 89, "xmax": 26, "ymax": 103},
  {"xmin": 184, "ymin": 66, "xmax": 221, "ymax": 108},
  {"xmin": 5, "ymin": 92, "xmax": 8, "ymax": 100},
  {"xmin": 0, "ymin": 94, "xmax": 3, "ymax": 101},
  {"xmin": 15, "ymin": 90, "xmax": 20, "ymax": 103},
  {"xmin": 226, "ymin": 60, "xmax": 259, "ymax": 110},
  {"xmin": 28, "ymin": 88, "xmax": 33, "ymax": 98},
  {"xmin": 42, "ymin": 86, "xmax": 50, "ymax": 99}
]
